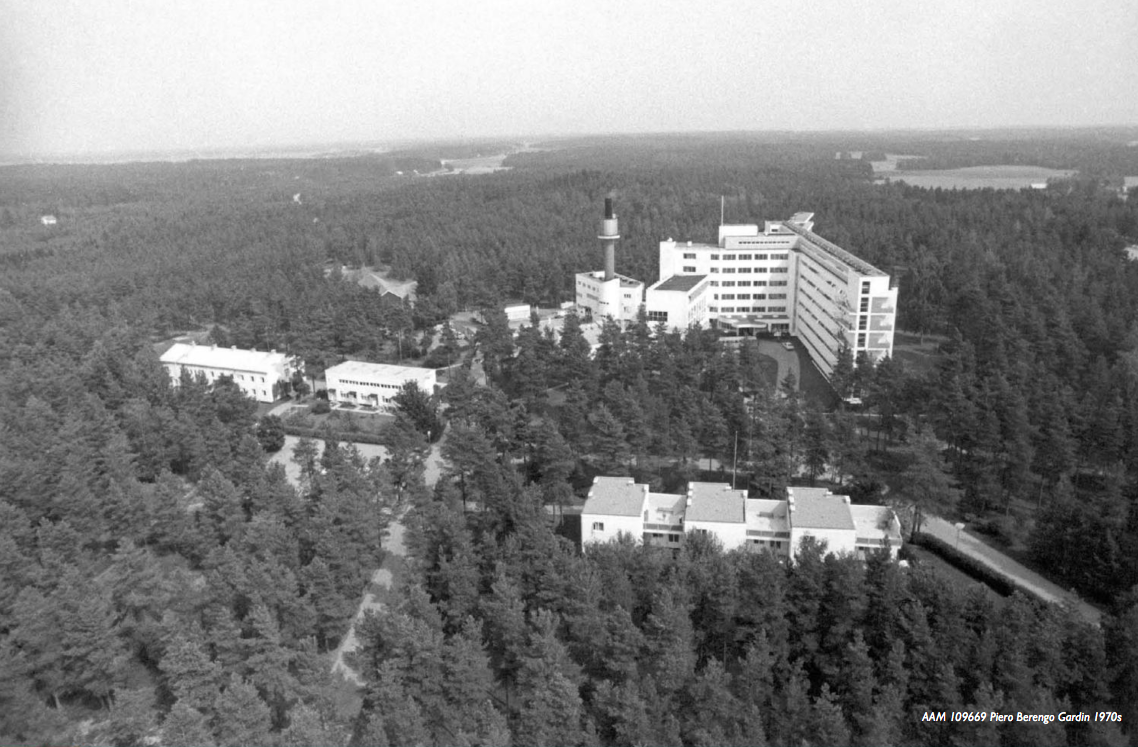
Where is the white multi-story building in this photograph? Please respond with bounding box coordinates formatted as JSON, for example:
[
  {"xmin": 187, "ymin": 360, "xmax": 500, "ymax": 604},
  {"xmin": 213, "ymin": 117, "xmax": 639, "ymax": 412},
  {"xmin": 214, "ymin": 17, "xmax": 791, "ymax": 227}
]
[
  {"xmin": 655, "ymin": 212, "xmax": 898, "ymax": 378},
  {"xmin": 160, "ymin": 343, "xmax": 296, "ymax": 403},
  {"xmin": 323, "ymin": 360, "xmax": 437, "ymax": 412},
  {"xmin": 580, "ymin": 477, "xmax": 902, "ymax": 560}
]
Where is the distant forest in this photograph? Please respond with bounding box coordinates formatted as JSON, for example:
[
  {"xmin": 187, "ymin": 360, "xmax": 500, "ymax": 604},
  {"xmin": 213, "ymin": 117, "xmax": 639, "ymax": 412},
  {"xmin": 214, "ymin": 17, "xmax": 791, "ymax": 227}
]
[{"xmin": 2, "ymin": 130, "xmax": 1138, "ymax": 745}]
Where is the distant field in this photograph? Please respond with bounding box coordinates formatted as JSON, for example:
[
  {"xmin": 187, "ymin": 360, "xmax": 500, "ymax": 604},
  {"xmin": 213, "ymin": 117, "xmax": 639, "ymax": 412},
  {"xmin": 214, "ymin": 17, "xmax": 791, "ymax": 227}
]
[
  {"xmin": 876, "ymin": 165, "xmax": 1075, "ymax": 190},
  {"xmin": 439, "ymin": 154, "xmax": 511, "ymax": 174}
]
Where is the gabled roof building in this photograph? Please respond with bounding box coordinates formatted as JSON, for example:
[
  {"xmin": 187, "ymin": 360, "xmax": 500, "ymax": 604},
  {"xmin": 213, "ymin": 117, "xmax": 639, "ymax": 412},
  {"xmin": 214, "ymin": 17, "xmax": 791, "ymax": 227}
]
[{"xmin": 160, "ymin": 342, "xmax": 296, "ymax": 403}]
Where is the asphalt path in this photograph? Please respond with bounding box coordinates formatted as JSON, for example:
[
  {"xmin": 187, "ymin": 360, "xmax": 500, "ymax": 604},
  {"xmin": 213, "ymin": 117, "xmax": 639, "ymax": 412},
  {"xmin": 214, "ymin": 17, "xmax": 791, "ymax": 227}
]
[{"xmin": 923, "ymin": 514, "xmax": 1102, "ymax": 626}]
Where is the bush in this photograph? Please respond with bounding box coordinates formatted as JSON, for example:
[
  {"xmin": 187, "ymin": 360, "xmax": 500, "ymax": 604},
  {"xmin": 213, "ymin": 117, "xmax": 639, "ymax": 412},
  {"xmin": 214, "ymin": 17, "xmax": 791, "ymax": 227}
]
[
  {"xmin": 312, "ymin": 400, "xmax": 331, "ymax": 415},
  {"xmin": 255, "ymin": 415, "xmax": 286, "ymax": 453}
]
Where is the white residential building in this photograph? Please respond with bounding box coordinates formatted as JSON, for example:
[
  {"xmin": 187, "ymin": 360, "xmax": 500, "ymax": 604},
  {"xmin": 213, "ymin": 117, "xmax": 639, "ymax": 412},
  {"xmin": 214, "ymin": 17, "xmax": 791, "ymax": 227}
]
[
  {"xmin": 160, "ymin": 343, "xmax": 296, "ymax": 403},
  {"xmin": 580, "ymin": 477, "xmax": 902, "ymax": 560},
  {"xmin": 324, "ymin": 360, "xmax": 437, "ymax": 412}
]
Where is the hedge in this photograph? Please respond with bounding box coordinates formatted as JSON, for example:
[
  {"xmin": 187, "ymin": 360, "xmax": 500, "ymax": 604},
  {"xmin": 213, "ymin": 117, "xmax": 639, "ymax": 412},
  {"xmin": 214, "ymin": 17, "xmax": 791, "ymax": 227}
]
[{"xmin": 909, "ymin": 531, "xmax": 1032, "ymax": 598}]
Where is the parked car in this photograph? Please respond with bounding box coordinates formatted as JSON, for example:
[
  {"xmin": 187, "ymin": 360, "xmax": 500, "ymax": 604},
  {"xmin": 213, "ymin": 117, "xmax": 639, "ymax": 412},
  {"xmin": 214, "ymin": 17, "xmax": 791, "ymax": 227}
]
[{"xmin": 781, "ymin": 341, "xmax": 795, "ymax": 351}]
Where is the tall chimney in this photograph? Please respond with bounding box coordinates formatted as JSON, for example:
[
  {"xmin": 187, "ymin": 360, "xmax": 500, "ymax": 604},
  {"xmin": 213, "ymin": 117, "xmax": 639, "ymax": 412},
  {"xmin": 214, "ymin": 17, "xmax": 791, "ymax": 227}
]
[{"xmin": 599, "ymin": 197, "xmax": 620, "ymax": 281}]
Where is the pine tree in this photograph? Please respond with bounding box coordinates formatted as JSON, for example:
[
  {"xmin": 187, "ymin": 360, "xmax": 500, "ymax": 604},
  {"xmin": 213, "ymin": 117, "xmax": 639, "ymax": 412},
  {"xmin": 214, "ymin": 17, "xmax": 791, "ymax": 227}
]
[{"xmin": 212, "ymin": 674, "xmax": 272, "ymax": 747}]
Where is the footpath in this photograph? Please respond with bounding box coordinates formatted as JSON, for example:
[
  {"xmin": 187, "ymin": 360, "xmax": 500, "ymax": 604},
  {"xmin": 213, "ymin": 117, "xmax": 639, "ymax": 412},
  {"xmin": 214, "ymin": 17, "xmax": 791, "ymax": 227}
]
[
  {"xmin": 327, "ymin": 438, "xmax": 446, "ymax": 685},
  {"xmin": 922, "ymin": 514, "xmax": 1102, "ymax": 626}
]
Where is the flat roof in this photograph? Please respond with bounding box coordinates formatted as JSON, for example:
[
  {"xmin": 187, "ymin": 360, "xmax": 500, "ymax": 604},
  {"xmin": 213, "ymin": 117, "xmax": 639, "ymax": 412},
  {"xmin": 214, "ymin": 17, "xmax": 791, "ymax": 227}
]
[
  {"xmin": 849, "ymin": 504, "xmax": 902, "ymax": 541},
  {"xmin": 745, "ymin": 499, "xmax": 789, "ymax": 533},
  {"xmin": 325, "ymin": 360, "xmax": 435, "ymax": 381},
  {"xmin": 160, "ymin": 343, "xmax": 289, "ymax": 373},
  {"xmin": 780, "ymin": 221, "xmax": 887, "ymax": 277},
  {"xmin": 687, "ymin": 482, "xmax": 746, "ymax": 523},
  {"xmin": 582, "ymin": 476, "xmax": 647, "ymax": 517},
  {"xmin": 651, "ymin": 274, "xmax": 708, "ymax": 292}
]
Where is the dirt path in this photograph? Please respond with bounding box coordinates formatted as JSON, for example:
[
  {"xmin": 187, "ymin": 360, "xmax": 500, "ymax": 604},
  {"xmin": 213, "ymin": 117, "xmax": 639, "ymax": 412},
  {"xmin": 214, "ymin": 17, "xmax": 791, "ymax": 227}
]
[
  {"xmin": 327, "ymin": 437, "xmax": 445, "ymax": 685},
  {"xmin": 923, "ymin": 514, "xmax": 1102, "ymax": 626},
  {"xmin": 330, "ymin": 520, "xmax": 405, "ymax": 685}
]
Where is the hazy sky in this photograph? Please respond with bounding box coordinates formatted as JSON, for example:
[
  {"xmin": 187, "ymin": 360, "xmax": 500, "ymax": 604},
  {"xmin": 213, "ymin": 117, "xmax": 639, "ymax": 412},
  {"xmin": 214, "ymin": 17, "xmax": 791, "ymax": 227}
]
[{"xmin": 2, "ymin": 0, "xmax": 1136, "ymax": 157}]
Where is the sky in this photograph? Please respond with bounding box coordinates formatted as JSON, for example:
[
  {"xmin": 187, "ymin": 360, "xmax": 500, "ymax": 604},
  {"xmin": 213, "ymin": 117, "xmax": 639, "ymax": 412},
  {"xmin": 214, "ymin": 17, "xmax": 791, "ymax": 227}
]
[{"xmin": 2, "ymin": 0, "xmax": 1136, "ymax": 158}]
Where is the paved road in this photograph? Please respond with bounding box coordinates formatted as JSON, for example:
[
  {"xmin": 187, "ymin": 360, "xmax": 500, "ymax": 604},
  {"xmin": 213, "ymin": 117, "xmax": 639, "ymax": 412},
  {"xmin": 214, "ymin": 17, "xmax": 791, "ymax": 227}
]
[
  {"xmin": 755, "ymin": 339, "xmax": 800, "ymax": 390},
  {"xmin": 923, "ymin": 514, "xmax": 1102, "ymax": 626}
]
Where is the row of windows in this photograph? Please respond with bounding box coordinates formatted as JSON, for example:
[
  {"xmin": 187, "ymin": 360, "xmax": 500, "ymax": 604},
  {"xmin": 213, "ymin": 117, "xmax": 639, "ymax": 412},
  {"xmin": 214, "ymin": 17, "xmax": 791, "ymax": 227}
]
[
  {"xmin": 710, "ymin": 306, "xmax": 788, "ymax": 314},
  {"xmin": 708, "ymin": 252, "xmax": 790, "ymax": 260},
  {"xmin": 647, "ymin": 310, "xmax": 669, "ymax": 322},
  {"xmin": 181, "ymin": 367, "xmax": 267, "ymax": 384},
  {"xmin": 715, "ymin": 280, "xmax": 768, "ymax": 287},
  {"xmin": 335, "ymin": 379, "xmax": 408, "ymax": 390}
]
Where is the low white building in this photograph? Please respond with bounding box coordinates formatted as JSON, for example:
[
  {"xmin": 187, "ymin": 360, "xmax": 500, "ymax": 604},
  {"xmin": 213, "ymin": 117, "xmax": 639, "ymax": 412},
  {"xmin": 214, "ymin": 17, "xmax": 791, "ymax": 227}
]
[
  {"xmin": 160, "ymin": 342, "xmax": 296, "ymax": 403},
  {"xmin": 581, "ymin": 478, "xmax": 902, "ymax": 560},
  {"xmin": 504, "ymin": 303, "xmax": 533, "ymax": 322},
  {"xmin": 324, "ymin": 360, "xmax": 437, "ymax": 412},
  {"xmin": 644, "ymin": 274, "xmax": 711, "ymax": 331},
  {"xmin": 575, "ymin": 271, "xmax": 645, "ymax": 327}
]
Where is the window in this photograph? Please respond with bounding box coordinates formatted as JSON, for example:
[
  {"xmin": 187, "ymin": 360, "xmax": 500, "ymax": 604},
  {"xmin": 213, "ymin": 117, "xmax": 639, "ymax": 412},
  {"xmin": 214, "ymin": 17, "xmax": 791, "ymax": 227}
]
[
  {"xmin": 709, "ymin": 306, "xmax": 718, "ymax": 312},
  {"xmin": 683, "ymin": 253, "xmax": 697, "ymax": 259},
  {"xmin": 739, "ymin": 254, "xmax": 752, "ymax": 260},
  {"xmin": 770, "ymin": 293, "xmax": 787, "ymax": 299},
  {"xmin": 722, "ymin": 267, "xmax": 735, "ymax": 273},
  {"xmin": 771, "ymin": 267, "xmax": 788, "ymax": 273},
  {"xmin": 858, "ymin": 316, "xmax": 867, "ymax": 330},
  {"xmin": 710, "ymin": 254, "xmax": 720, "ymax": 260},
  {"xmin": 754, "ymin": 267, "xmax": 767, "ymax": 273},
  {"xmin": 737, "ymin": 294, "xmax": 751, "ymax": 300},
  {"xmin": 771, "ymin": 306, "xmax": 787, "ymax": 312},
  {"xmin": 592, "ymin": 522, "xmax": 605, "ymax": 531},
  {"xmin": 647, "ymin": 310, "xmax": 669, "ymax": 322},
  {"xmin": 737, "ymin": 280, "xmax": 751, "ymax": 286},
  {"xmin": 753, "ymin": 306, "xmax": 766, "ymax": 312},
  {"xmin": 771, "ymin": 280, "xmax": 787, "ymax": 286},
  {"xmin": 857, "ymin": 333, "xmax": 867, "ymax": 348},
  {"xmin": 710, "ymin": 281, "xmax": 719, "ymax": 286},
  {"xmin": 859, "ymin": 298, "xmax": 869, "ymax": 313},
  {"xmin": 721, "ymin": 294, "xmax": 735, "ymax": 300},
  {"xmin": 861, "ymin": 281, "xmax": 871, "ymax": 293},
  {"xmin": 772, "ymin": 253, "xmax": 789, "ymax": 260},
  {"xmin": 683, "ymin": 266, "xmax": 696, "ymax": 272},
  {"xmin": 721, "ymin": 307, "xmax": 734, "ymax": 312},
  {"xmin": 723, "ymin": 254, "xmax": 736, "ymax": 260},
  {"xmin": 710, "ymin": 268, "xmax": 719, "ymax": 273},
  {"xmin": 754, "ymin": 293, "xmax": 767, "ymax": 300},
  {"xmin": 755, "ymin": 253, "xmax": 768, "ymax": 260},
  {"xmin": 721, "ymin": 281, "xmax": 736, "ymax": 287},
  {"xmin": 754, "ymin": 280, "xmax": 767, "ymax": 286}
]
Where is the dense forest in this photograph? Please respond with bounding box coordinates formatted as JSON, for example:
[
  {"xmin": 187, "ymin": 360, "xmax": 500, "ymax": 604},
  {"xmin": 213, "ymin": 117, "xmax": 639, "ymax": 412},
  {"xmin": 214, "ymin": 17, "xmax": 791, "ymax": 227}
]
[{"xmin": 3, "ymin": 130, "xmax": 1138, "ymax": 745}]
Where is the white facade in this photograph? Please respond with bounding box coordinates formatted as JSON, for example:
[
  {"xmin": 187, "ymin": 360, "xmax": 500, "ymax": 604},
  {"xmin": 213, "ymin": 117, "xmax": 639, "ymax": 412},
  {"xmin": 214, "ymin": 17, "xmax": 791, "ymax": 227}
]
[
  {"xmin": 324, "ymin": 361, "xmax": 437, "ymax": 412},
  {"xmin": 644, "ymin": 274, "xmax": 711, "ymax": 331},
  {"xmin": 504, "ymin": 304, "xmax": 532, "ymax": 321},
  {"xmin": 160, "ymin": 342, "xmax": 296, "ymax": 403},
  {"xmin": 582, "ymin": 479, "xmax": 901, "ymax": 560},
  {"xmin": 658, "ymin": 213, "xmax": 898, "ymax": 378},
  {"xmin": 574, "ymin": 271, "xmax": 645, "ymax": 327},
  {"xmin": 581, "ymin": 476, "xmax": 651, "ymax": 545}
]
